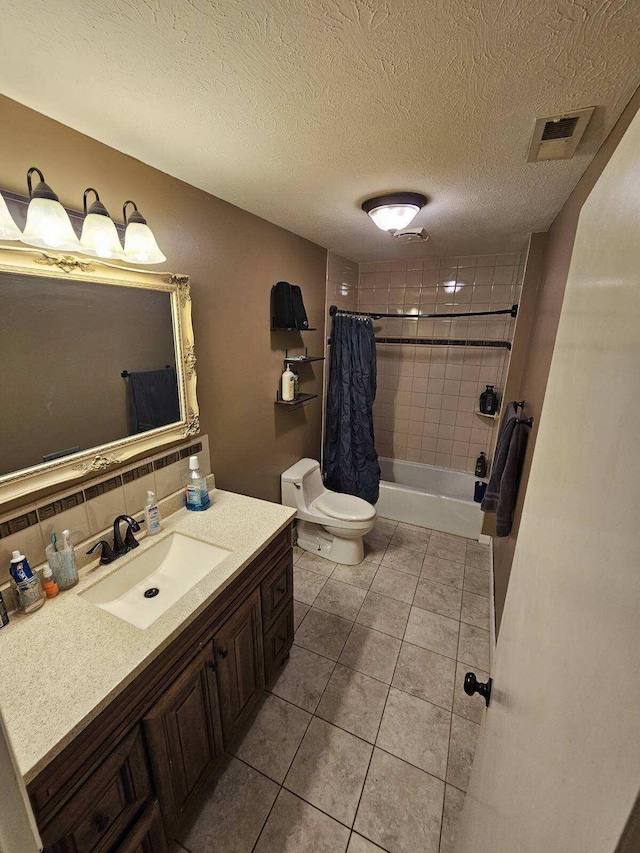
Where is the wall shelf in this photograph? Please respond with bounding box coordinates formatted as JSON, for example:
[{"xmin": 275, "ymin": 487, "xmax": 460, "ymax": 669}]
[
  {"xmin": 271, "ymin": 326, "xmax": 317, "ymax": 332},
  {"xmin": 283, "ymin": 347, "xmax": 324, "ymax": 366},
  {"xmin": 275, "ymin": 392, "xmax": 318, "ymax": 411},
  {"xmin": 474, "ymin": 409, "xmax": 500, "ymax": 420}
]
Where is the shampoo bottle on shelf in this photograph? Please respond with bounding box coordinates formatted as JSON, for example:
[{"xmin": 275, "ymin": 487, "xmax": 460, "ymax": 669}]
[
  {"xmin": 145, "ymin": 490, "xmax": 162, "ymax": 535},
  {"xmin": 475, "ymin": 452, "xmax": 488, "ymax": 478},
  {"xmin": 185, "ymin": 455, "xmax": 211, "ymax": 512},
  {"xmin": 479, "ymin": 385, "xmax": 499, "ymax": 415},
  {"xmin": 281, "ymin": 365, "xmax": 296, "ymax": 402}
]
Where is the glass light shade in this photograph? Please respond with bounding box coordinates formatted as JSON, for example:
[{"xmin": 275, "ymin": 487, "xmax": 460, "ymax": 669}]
[
  {"xmin": 0, "ymin": 193, "xmax": 22, "ymax": 240},
  {"xmin": 80, "ymin": 213, "xmax": 125, "ymax": 259},
  {"xmin": 21, "ymin": 197, "xmax": 83, "ymax": 251},
  {"xmin": 368, "ymin": 203, "xmax": 420, "ymax": 233},
  {"xmin": 123, "ymin": 221, "xmax": 166, "ymax": 264}
]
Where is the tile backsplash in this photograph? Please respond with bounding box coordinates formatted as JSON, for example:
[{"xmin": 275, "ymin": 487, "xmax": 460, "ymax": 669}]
[{"xmin": 0, "ymin": 435, "xmax": 211, "ymax": 588}]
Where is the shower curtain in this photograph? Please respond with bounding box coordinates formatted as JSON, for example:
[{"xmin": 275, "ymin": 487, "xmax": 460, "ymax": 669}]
[{"xmin": 325, "ymin": 313, "xmax": 381, "ymax": 503}]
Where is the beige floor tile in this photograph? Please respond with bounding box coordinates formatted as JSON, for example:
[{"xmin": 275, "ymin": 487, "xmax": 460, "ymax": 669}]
[
  {"xmin": 363, "ymin": 539, "xmax": 387, "ymax": 564},
  {"xmin": 285, "ymin": 717, "xmax": 373, "ymax": 826},
  {"xmin": 294, "ymin": 567, "xmax": 327, "ymax": 605},
  {"xmin": 439, "ymin": 785, "xmax": 466, "ymax": 853},
  {"xmin": 446, "ymin": 714, "xmax": 480, "ymax": 792},
  {"xmin": 465, "ymin": 541, "xmax": 490, "ymax": 570},
  {"xmin": 389, "ymin": 524, "xmax": 430, "ymax": 554},
  {"xmin": 354, "ymin": 748, "xmax": 444, "ymax": 853},
  {"xmin": 294, "ymin": 600, "xmax": 310, "ymax": 631},
  {"xmin": 331, "ymin": 561, "xmax": 379, "ymax": 590},
  {"xmin": 255, "ymin": 789, "xmax": 350, "ymax": 853},
  {"xmin": 316, "ymin": 664, "xmax": 389, "ymax": 743},
  {"xmin": 269, "ymin": 645, "xmax": 335, "ymax": 713},
  {"xmin": 296, "ymin": 552, "xmax": 336, "ymax": 577},
  {"xmin": 365, "ymin": 518, "xmax": 397, "ymax": 545},
  {"xmin": 421, "ymin": 555, "xmax": 465, "ymax": 589},
  {"xmin": 356, "ymin": 590, "xmax": 411, "ymax": 639},
  {"xmin": 231, "ymin": 693, "xmax": 311, "ymax": 783},
  {"xmin": 392, "ymin": 643, "xmax": 456, "ymax": 710},
  {"xmin": 347, "ymin": 833, "xmax": 386, "ymax": 852},
  {"xmin": 381, "ymin": 545, "xmax": 424, "ymax": 576},
  {"xmin": 180, "ymin": 755, "xmax": 278, "ymax": 853},
  {"xmin": 339, "ymin": 624, "xmax": 402, "ymax": 684},
  {"xmin": 377, "ymin": 687, "xmax": 450, "ymax": 779},
  {"xmin": 457, "ymin": 622, "xmax": 490, "ymax": 670},
  {"xmin": 413, "ymin": 579, "xmax": 462, "ymax": 620},
  {"xmin": 294, "ymin": 607, "xmax": 354, "ymax": 661},
  {"xmin": 461, "ymin": 590, "xmax": 490, "ymax": 629},
  {"xmin": 314, "ymin": 578, "xmax": 367, "ymax": 620},
  {"xmin": 293, "ymin": 545, "xmax": 304, "ymax": 563},
  {"xmin": 405, "ymin": 606, "xmax": 460, "ymax": 659},
  {"xmin": 453, "ymin": 662, "xmax": 488, "ymax": 724},
  {"xmin": 370, "ymin": 566, "xmax": 418, "ymax": 605},
  {"xmin": 427, "ymin": 534, "xmax": 467, "ymax": 564},
  {"xmin": 463, "ymin": 564, "xmax": 491, "ymax": 597}
]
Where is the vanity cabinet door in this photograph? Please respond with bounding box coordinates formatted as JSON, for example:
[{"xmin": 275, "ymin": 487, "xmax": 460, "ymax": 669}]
[
  {"xmin": 143, "ymin": 642, "xmax": 224, "ymax": 834},
  {"xmin": 213, "ymin": 588, "xmax": 264, "ymax": 743},
  {"xmin": 263, "ymin": 599, "xmax": 294, "ymax": 683},
  {"xmin": 116, "ymin": 800, "xmax": 167, "ymax": 853}
]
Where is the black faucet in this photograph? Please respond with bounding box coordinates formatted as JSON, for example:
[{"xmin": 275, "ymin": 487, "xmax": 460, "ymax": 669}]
[{"xmin": 86, "ymin": 515, "xmax": 141, "ymax": 565}]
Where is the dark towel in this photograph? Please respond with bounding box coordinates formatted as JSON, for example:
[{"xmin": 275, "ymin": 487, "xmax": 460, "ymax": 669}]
[
  {"xmin": 127, "ymin": 368, "xmax": 180, "ymax": 434},
  {"xmin": 481, "ymin": 401, "xmax": 530, "ymax": 536}
]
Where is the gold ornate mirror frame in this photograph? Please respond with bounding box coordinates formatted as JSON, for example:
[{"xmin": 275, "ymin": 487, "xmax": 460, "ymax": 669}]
[{"xmin": 0, "ymin": 246, "xmax": 199, "ymax": 504}]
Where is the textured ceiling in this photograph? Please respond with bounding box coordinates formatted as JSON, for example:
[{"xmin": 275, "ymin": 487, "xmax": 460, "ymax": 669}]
[{"xmin": 0, "ymin": 0, "xmax": 639, "ymax": 261}]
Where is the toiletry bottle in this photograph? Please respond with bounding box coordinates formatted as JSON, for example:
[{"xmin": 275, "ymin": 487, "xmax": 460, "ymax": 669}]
[
  {"xmin": 281, "ymin": 365, "xmax": 295, "ymax": 402},
  {"xmin": 479, "ymin": 385, "xmax": 498, "ymax": 415},
  {"xmin": 42, "ymin": 564, "xmax": 59, "ymax": 598},
  {"xmin": 145, "ymin": 490, "xmax": 162, "ymax": 535},
  {"xmin": 0, "ymin": 590, "xmax": 9, "ymax": 628},
  {"xmin": 9, "ymin": 550, "xmax": 45, "ymax": 613},
  {"xmin": 185, "ymin": 455, "xmax": 211, "ymax": 512},
  {"xmin": 475, "ymin": 452, "xmax": 488, "ymax": 478},
  {"xmin": 292, "ymin": 369, "xmax": 300, "ymax": 397}
]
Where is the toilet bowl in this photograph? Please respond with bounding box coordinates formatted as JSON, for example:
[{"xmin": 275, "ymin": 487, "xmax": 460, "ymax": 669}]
[{"xmin": 281, "ymin": 458, "xmax": 376, "ymax": 565}]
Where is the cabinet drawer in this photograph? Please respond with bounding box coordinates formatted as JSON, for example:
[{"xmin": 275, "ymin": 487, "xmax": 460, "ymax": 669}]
[
  {"xmin": 41, "ymin": 726, "xmax": 152, "ymax": 853},
  {"xmin": 116, "ymin": 799, "xmax": 167, "ymax": 853},
  {"xmin": 260, "ymin": 551, "xmax": 293, "ymax": 628},
  {"xmin": 264, "ymin": 599, "xmax": 294, "ymax": 683}
]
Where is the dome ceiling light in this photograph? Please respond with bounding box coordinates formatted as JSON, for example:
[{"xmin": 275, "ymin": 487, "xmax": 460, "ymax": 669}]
[{"xmin": 361, "ymin": 192, "xmax": 427, "ymax": 234}]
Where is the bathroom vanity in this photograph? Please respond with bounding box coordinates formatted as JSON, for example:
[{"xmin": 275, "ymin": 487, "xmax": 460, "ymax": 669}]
[{"xmin": 0, "ymin": 491, "xmax": 295, "ymax": 853}]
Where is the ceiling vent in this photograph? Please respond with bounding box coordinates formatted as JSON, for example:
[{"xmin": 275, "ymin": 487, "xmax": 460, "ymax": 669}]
[
  {"xmin": 527, "ymin": 107, "xmax": 595, "ymax": 162},
  {"xmin": 394, "ymin": 227, "xmax": 429, "ymax": 244}
]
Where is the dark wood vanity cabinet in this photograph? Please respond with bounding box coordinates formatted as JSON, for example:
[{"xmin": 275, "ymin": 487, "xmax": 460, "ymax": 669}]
[{"xmin": 30, "ymin": 525, "xmax": 293, "ymax": 852}]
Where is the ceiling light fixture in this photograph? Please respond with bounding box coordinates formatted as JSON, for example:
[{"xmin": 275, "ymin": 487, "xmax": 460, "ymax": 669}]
[
  {"xmin": 80, "ymin": 188, "xmax": 125, "ymax": 259},
  {"xmin": 0, "ymin": 192, "xmax": 22, "ymax": 241},
  {"xmin": 122, "ymin": 200, "xmax": 166, "ymax": 264},
  {"xmin": 362, "ymin": 192, "xmax": 427, "ymax": 234},
  {"xmin": 21, "ymin": 167, "xmax": 83, "ymax": 252}
]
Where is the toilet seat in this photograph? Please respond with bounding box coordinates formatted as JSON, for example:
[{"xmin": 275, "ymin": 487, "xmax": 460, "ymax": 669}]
[{"xmin": 314, "ymin": 492, "xmax": 376, "ymax": 522}]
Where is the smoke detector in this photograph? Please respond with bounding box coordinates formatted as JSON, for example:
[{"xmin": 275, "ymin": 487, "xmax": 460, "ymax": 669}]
[
  {"xmin": 527, "ymin": 107, "xmax": 595, "ymax": 162},
  {"xmin": 394, "ymin": 227, "xmax": 429, "ymax": 244}
]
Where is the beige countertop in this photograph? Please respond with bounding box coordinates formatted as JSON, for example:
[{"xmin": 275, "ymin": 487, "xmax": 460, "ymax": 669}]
[{"xmin": 0, "ymin": 489, "xmax": 295, "ymax": 785}]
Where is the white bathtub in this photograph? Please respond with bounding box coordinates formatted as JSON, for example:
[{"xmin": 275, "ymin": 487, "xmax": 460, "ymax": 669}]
[{"xmin": 376, "ymin": 457, "xmax": 483, "ymax": 540}]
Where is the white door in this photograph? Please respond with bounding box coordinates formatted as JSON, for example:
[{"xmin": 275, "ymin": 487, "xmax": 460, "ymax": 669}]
[
  {"xmin": 457, "ymin": 108, "xmax": 640, "ymax": 853},
  {"xmin": 0, "ymin": 707, "xmax": 42, "ymax": 853}
]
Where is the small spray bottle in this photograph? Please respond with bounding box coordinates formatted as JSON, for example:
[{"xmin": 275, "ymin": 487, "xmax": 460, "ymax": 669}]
[{"xmin": 145, "ymin": 490, "xmax": 162, "ymax": 535}]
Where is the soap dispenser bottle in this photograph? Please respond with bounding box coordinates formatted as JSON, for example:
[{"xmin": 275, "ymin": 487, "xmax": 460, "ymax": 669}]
[
  {"xmin": 145, "ymin": 490, "xmax": 162, "ymax": 535},
  {"xmin": 479, "ymin": 385, "xmax": 499, "ymax": 415},
  {"xmin": 281, "ymin": 365, "xmax": 296, "ymax": 402},
  {"xmin": 185, "ymin": 455, "xmax": 211, "ymax": 512}
]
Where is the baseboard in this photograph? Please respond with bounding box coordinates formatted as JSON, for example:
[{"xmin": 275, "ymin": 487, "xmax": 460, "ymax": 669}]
[{"xmin": 488, "ymin": 536, "xmax": 496, "ymax": 669}]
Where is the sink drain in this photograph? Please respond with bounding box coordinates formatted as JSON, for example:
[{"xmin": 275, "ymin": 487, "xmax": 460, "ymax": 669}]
[{"xmin": 144, "ymin": 587, "xmax": 160, "ymax": 598}]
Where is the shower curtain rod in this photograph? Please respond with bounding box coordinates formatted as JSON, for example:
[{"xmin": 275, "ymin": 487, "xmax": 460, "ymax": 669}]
[
  {"xmin": 327, "ymin": 336, "xmax": 511, "ymax": 350},
  {"xmin": 329, "ymin": 304, "xmax": 518, "ymax": 320}
]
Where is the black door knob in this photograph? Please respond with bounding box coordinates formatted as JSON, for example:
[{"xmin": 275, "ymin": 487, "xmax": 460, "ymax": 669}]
[{"xmin": 464, "ymin": 672, "xmax": 492, "ymax": 707}]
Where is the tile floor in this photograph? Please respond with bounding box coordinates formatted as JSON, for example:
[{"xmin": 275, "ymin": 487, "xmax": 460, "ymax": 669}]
[{"xmin": 176, "ymin": 519, "xmax": 491, "ymax": 853}]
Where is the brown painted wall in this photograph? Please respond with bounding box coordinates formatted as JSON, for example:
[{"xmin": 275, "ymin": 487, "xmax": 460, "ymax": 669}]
[
  {"xmin": 0, "ymin": 94, "xmax": 327, "ymax": 503},
  {"xmin": 492, "ymin": 87, "xmax": 640, "ymax": 629}
]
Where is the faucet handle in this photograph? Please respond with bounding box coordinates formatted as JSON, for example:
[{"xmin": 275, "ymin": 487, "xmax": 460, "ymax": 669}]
[
  {"xmin": 124, "ymin": 520, "xmax": 141, "ymax": 551},
  {"xmin": 87, "ymin": 540, "xmax": 117, "ymax": 565}
]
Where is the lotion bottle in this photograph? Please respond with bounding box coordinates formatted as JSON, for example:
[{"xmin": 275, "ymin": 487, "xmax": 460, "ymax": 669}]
[
  {"xmin": 145, "ymin": 490, "xmax": 162, "ymax": 535},
  {"xmin": 281, "ymin": 365, "xmax": 295, "ymax": 401}
]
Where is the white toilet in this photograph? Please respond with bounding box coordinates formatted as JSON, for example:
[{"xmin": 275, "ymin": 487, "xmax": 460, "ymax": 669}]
[{"xmin": 281, "ymin": 458, "xmax": 376, "ymax": 565}]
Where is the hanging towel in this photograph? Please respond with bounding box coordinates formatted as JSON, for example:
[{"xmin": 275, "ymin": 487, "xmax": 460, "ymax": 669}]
[
  {"xmin": 127, "ymin": 368, "xmax": 180, "ymax": 434},
  {"xmin": 481, "ymin": 401, "xmax": 530, "ymax": 536}
]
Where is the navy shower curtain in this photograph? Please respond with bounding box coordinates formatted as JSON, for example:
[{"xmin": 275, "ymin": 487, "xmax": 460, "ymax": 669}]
[{"xmin": 325, "ymin": 313, "xmax": 381, "ymax": 504}]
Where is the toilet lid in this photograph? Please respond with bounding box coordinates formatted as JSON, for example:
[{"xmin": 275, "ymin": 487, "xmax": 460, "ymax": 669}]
[{"xmin": 315, "ymin": 492, "xmax": 376, "ymax": 522}]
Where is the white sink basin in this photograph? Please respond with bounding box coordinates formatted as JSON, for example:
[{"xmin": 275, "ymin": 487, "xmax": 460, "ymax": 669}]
[{"xmin": 81, "ymin": 533, "xmax": 230, "ymax": 629}]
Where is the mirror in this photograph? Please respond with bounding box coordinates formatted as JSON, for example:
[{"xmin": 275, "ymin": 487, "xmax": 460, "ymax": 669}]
[{"xmin": 0, "ymin": 249, "xmax": 199, "ymax": 504}]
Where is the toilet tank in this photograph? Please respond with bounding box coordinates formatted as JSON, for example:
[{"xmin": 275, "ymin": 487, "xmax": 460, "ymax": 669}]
[{"xmin": 281, "ymin": 458, "xmax": 325, "ymax": 509}]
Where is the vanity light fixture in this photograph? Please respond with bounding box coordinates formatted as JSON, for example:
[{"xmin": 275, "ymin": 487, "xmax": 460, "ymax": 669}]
[
  {"xmin": 122, "ymin": 200, "xmax": 166, "ymax": 264},
  {"xmin": 361, "ymin": 192, "xmax": 427, "ymax": 234},
  {"xmin": 21, "ymin": 167, "xmax": 83, "ymax": 252},
  {"xmin": 0, "ymin": 191, "xmax": 22, "ymax": 241},
  {"xmin": 80, "ymin": 188, "xmax": 125, "ymax": 259}
]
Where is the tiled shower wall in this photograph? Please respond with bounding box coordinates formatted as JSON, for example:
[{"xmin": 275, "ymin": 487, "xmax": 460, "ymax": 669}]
[{"xmin": 358, "ymin": 253, "xmax": 524, "ymax": 473}]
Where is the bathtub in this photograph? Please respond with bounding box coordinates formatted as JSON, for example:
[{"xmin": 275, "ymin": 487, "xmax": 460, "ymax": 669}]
[{"xmin": 376, "ymin": 457, "xmax": 483, "ymax": 540}]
